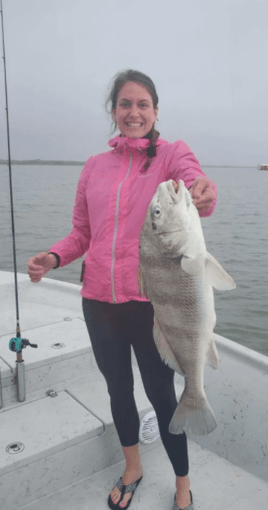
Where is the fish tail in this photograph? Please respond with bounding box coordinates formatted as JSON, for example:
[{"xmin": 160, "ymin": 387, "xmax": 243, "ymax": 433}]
[{"xmin": 168, "ymin": 390, "xmax": 217, "ymax": 436}]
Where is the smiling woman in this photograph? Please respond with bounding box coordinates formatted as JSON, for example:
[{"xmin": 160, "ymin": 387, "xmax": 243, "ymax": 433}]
[
  {"xmin": 106, "ymin": 69, "xmax": 160, "ymax": 171},
  {"xmin": 28, "ymin": 68, "xmax": 217, "ymax": 510},
  {"xmin": 112, "ymin": 82, "xmax": 158, "ymax": 138}
]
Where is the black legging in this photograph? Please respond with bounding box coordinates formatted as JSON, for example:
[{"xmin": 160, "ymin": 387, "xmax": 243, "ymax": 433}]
[{"xmin": 82, "ymin": 298, "xmax": 189, "ymax": 477}]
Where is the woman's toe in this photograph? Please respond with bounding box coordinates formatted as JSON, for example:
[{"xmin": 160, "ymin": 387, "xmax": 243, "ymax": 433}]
[
  {"xmin": 119, "ymin": 494, "xmax": 131, "ymax": 508},
  {"xmin": 111, "ymin": 488, "xmax": 120, "ymax": 503}
]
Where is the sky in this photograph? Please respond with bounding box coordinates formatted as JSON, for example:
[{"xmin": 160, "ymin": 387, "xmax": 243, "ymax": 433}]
[{"xmin": 0, "ymin": 0, "xmax": 267, "ymax": 166}]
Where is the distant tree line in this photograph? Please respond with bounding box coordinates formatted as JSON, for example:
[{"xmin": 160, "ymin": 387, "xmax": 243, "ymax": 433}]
[{"xmin": 0, "ymin": 159, "xmax": 84, "ymax": 166}]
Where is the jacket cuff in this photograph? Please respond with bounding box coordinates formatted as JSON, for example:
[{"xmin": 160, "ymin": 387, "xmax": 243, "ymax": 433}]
[{"xmin": 48, "ymin": 252, "xmax": 61, "ymax": 269}]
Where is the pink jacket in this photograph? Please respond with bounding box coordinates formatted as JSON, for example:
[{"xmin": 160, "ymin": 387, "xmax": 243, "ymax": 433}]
[{"xmin": 50, "ymin": 135, "xmax": 217, "ymax": 303}]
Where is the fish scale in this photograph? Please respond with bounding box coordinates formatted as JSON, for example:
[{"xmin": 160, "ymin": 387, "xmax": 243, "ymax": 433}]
[{"xmin": 139, "ymin": 179, "xmax": 236, "ymax": 435}]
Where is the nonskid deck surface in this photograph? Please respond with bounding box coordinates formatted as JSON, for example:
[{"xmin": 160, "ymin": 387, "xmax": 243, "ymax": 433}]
[
  {"xmin": 2, "ymin": 367, "xmax": 267, "ymax": 510},
  {"xmin": 1, "ymin": 272, "xmax": 268, "ymax": 510},
  {"xmin": 18, "ymin": 439, "xmax": 268, "ymax": 510},
  {"xmin": 0, "ymin": 272, "xmax": 89, "ymax": 408},
  {"xmin": 0, "ymin": 272, "xmax": 84, "ymax": 337}
]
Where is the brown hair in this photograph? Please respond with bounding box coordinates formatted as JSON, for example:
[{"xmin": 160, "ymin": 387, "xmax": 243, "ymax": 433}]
[{"xmin": 106, "ymin": 69, "xmax": 160, "ymax": 170}]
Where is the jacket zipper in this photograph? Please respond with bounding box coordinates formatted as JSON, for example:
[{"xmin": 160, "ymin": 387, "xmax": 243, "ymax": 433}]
[{"xmin": 111, "ymin": 154, "xmax": 133, "ymax": 303}]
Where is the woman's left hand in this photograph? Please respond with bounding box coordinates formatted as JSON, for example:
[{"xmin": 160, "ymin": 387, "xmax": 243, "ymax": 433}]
[{"xmin": 189, "ymin": 177, "xmax": 216, "ymax": 213}]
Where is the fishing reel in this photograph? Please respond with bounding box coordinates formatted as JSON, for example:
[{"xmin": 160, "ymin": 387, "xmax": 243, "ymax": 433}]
[{"xmin": 9, "ymin": 337, "xmax": 38, "ymax": 354}]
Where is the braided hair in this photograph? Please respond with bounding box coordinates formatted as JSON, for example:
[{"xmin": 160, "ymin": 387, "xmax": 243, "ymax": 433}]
[
  {"xmin": 106, "ymin": 69, "xmax": 160, "ymax": 171},
  {"xmin": 142, "ymin": 126, "xmax": 160, "ymax": 171}
]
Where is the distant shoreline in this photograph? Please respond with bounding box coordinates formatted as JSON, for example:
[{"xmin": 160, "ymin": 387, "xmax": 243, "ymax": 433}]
[
  {"xmin": 203, "ymin": 165, "xmax": 255, "ymax": 169},
  {"xmin": 0, "ymin": 159, "xmax": 256, "ymax": 169},
  {"xmin": 0, "ymin": 159, "xmax": 85, "ymax": 166}
]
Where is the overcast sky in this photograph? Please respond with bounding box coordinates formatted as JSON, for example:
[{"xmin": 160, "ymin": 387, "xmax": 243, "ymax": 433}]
[{"xmin": 0, "ymin": 0, "xmax": 267, "ymax": 166}]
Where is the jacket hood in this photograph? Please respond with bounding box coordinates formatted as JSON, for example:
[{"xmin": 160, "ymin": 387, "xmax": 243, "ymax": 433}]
[{"xmin": 108, "ymin": 135, "xmax": 165, "ymax": 154}]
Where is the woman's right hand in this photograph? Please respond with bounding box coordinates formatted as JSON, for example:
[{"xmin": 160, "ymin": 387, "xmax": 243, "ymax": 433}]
[{"xmin": 28, "ymin": 252, "xmax": 57, "ymax": 282}]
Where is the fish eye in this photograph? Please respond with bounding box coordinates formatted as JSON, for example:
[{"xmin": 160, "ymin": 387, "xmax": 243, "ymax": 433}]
[{"xmin": 153, "ymin": 207, "xmax": 161, "ymax": 217}]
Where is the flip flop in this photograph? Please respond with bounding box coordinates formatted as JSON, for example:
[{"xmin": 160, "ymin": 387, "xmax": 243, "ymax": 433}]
[
  {"xmin": 172, "ymin": 490, "xmax": 194, "ymax": 510},
  {"xmin": 108, "ymin": 475, "xmax": 143, "ymax": 510}
]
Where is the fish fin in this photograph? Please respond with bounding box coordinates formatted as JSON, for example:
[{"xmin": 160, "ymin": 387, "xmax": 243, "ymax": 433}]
[
  {"xmin": 180, "ymin": 254, "xmax": 206, "ymax": 275},
  {"xmin": 138, "ymin": 266, "xmax": 146, "ymax": 298},
  {"xmin": 169, "ymin": 388, "xmax": 217, "ymax": 436},
  {"xmin": 206, "ymin": 337, "xmax": 219, "ymax": 370},
  {"xmin": 153, "ymin": 317, "xmax": 185, "ymax": 376},
  {"xmin": 205, "ymin": 252, "xmax": 236, "ymax": 291}
]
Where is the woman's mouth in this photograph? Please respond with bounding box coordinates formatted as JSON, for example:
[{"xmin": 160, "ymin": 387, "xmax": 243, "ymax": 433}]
[{"xmin": 125, "ymin": 122, "xmax": 143, "ymax": 128}]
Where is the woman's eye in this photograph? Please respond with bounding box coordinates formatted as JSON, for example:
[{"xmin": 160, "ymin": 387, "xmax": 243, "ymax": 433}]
[
  {"xmin": 139, "ymin": 102, "xmax": 148, "ymax": 108},
  {"xmin": 120, "ymin": 101, "xmax": 130, "ymax": 108}
]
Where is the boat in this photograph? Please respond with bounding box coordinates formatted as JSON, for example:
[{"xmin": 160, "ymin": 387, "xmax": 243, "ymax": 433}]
[
  {"xmin": 0, "ymin": 270, "xmax": 268, "ymax": 510},
  {"xmin": 257, "ymin": 164, "xmax": 268, "ymax": 170}
]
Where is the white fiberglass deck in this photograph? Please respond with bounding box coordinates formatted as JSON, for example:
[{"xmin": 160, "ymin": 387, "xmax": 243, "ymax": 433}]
[
  {"xmin": 22, "ymin": 439, "xmax": 268, "ymax": 510},
  {"xmin": 0, "ymin": 271, "xmax": 268, "ymax": 510}
]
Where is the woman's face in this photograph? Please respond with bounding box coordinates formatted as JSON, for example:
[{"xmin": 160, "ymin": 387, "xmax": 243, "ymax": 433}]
[{"xmin": 112, "ymin": 81, "xmax": 158, "ymax": 138}]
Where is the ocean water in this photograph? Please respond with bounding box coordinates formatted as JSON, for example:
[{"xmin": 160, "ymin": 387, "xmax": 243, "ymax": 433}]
[{"xmin": 0, "ymin": 164, "xmax": 267, "ymax": 356}]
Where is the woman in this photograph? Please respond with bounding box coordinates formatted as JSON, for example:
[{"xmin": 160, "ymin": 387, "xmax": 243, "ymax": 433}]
[{"xmin": 28, "ymin": 70, "xmax": 217, "ymax": 510}]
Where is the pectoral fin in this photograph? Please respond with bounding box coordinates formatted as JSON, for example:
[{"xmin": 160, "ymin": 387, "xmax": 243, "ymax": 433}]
[
  {"xmin": 205, "ymin": 252, "xmax": 236, "ymax": 291},
  {"xmin": 153, "ymin": 317, "xmax": 185, "ymax": 376},
  {"xmin": 181, "ymin": 254, "xmax": 206, "ymax": 275}
]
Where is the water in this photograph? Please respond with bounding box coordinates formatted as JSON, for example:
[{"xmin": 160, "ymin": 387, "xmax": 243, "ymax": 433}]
[{"xmin": 0, "ymin": 164, "xmax": 267, "ymax": 356}]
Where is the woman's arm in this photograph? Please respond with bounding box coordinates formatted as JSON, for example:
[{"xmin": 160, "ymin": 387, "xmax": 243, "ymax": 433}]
[
  {"xmin": 48, "ymin": 162, "xmax": 92, "ymax": 267},
  {"xmin": 28, "ymin": 161, "xmax": 92, "ymax": 282}
]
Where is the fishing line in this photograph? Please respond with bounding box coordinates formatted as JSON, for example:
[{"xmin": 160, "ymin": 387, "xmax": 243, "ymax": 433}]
[
  {"xmin": 0, "ymin": 1, "xmax": 37, "ymax": 389},
  {"xmin": 0, "ymin": 0, "xmax": 21, "ymax": 336}
]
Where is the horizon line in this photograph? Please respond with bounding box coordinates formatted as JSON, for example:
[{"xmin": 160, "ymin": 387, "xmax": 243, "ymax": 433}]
[{"xmin": 0, "ymin": 159, "xmax": 257, "ymax": 169}]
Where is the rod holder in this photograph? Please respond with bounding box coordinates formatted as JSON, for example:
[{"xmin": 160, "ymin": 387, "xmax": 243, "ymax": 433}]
[
  {"xmin": 9, "ymin": 337, "xmax": 38, "ymax": 403},
  {"xmin": 16, "ymin": 357, "xmax": 25, "ymax": 403}
]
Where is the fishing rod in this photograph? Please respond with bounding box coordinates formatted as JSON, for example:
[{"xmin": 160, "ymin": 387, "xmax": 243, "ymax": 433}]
[{"xmin": 0, "ymin": 0, "xmax": 37, "ymax": 404}]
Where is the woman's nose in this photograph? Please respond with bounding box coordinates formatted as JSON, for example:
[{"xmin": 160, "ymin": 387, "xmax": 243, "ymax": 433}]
[{"xmin": 129, "ymin": 104, "xmax": 139, "ymax": 117}]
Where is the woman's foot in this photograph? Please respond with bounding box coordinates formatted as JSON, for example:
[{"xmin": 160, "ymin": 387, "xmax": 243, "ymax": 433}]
[
  {"xmin": 175, "ymin": 475, "xmax": 192, "ymax": 509},
  {"xmin": 109, "ymin": 466, "xmax": 143, "ymax": 508}
]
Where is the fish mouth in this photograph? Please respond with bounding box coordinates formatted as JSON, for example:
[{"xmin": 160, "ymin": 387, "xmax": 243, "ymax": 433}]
[
  {"xmin": 172, "ymin": 181, "xmax": 179, "ymax": 193},
  {"xmin": 166, "ymin": 180, "xmax": 181, "ymax": 203},
  {"xmin": 167, "ymin": 179, "xmax": 190, "ymax": 205}
]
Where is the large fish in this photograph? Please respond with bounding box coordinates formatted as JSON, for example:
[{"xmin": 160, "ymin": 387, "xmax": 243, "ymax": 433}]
[{"xmin": 139, "ymin": 179, "xmax": 236, "ymax": 436}]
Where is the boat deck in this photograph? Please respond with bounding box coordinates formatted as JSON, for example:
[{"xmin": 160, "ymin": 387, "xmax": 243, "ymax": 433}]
[
  {"xmin": 1, "ymin": 272, "xmax": 268, "ymax": 510},
  {"xmin": 2, "ymin": 365, "xmax": 268, "ymax": 510},
  {"xmin": 22, "ymin": 435, "xmax": 268, "ymax": 510}
]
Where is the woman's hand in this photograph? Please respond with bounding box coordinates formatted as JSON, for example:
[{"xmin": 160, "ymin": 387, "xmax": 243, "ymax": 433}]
[
  {"xmin": 189, "ymin": 177, "xmax": 216, "ymax": 213},
  {"xmin": 28, "ymin": 252, "xmax": 57, "ymax": 282}
]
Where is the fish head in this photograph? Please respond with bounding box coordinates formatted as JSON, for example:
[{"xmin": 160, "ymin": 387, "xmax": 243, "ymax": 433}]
[{"xmin": 148, "ymin": 179, "xmax": 205, "ymax": 256}]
